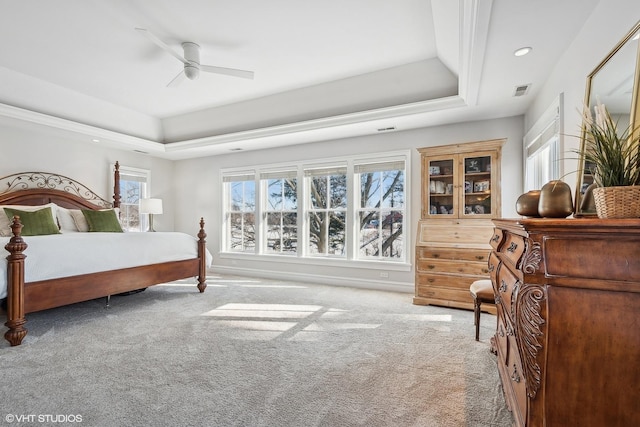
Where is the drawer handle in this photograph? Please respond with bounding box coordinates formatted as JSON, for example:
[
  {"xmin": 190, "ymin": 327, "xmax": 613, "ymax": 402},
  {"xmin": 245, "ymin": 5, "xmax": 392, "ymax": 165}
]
[
  {"xmin": 427, "ymin": 278, "xmax": 435, "ymax": 283},
  {"xmin": 491, "ymin": 234, "xmax": 500, "ymax": 242},
  {"xmin": 432, "ymin": 254, "xmax": 440, "ymax": 258},
  {"xmin": 482, "ymin": 268, "xmax": 489, "ymax": 274},
  {"xmin": 475, "ymin": 255, "xmax": 485, "ymax": 260},
  {"xmin": 511, "ymin": 364, "xmax": 521, "ymax": 383},
  {"xmin": 488, "ymin": 264, "xmax": 494, "ymax": 272},
  {"xmin": 500, "ymin": 279, "xmax": 507, "ymax": 293},
  {"xmin": 427, "ymin": 265, "xmax": 435, "ymax": 269},
  {"xmin": 507, "ymin": 242, "xmax": 518, "ymax": 253}
]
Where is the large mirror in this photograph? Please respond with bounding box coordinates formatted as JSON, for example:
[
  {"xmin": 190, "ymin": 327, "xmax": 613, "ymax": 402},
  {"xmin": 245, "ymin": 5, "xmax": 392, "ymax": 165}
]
[{"xmin": 575, "ymin": 20, "xmax": 640, "ymax": 216}]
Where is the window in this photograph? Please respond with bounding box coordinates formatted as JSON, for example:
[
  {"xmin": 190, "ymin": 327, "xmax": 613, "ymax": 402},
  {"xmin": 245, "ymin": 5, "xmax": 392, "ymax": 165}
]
[
  {"xmin": 116, "ymin": 165, "xmax": 150, "ymax": 232},
  {"xmin": 262, "ymin": 171, "xmax": 298, "ymax": 254},
  {"xmin": 304, "ymin": 166, "xmax": 347, "ymax": 257},
  {"xmin": 221, "ymin": 151, "xmax": 409, "ymax": 265},
  {"xmin": 525, "ymin": 95, "xmax": 562, "ymax": 191},
  {"xmin": 355, "ymin": 161, "xmax": 405, "ymax": 260},
  {"xmin": 224, "ymin": 173, "xmax": 256, "ymax": 253}
]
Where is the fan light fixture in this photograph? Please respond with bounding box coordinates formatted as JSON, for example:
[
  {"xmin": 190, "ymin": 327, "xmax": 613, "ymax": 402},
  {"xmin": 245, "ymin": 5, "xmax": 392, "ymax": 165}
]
[{"xmin": 135, "ymin": 28, "xmax": 254, "ymax": 87}]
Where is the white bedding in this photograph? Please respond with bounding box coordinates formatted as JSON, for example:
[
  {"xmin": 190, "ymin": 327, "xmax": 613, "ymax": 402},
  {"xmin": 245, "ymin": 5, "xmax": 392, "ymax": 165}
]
[{"xmin": 0, "ymin": 232, "xmax": 213, "ymax": 299}]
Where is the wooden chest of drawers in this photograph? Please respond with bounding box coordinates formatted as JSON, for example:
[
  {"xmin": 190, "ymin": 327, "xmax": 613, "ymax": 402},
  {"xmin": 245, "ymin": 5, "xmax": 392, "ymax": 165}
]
[
  {"xmin": 490, "ymin": 218, "xmax": 640, "ymax": 427},
  {"xmin": 414, "ymin": 219, "xmax": 495, "ymax": 312}
]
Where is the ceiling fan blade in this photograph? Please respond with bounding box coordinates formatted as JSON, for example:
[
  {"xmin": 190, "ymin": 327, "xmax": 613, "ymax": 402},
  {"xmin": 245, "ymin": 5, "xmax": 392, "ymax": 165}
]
[
  {"xmin": 167, "ymin": 70, "xmax": 187, "ymax": 87},
  {"xmin": 200, "ymin": 64, "xmax": 254, "ymax": 80},
  {"xmin": 135, "ymin": 27, "xmax": 188, "ymax": 65}
]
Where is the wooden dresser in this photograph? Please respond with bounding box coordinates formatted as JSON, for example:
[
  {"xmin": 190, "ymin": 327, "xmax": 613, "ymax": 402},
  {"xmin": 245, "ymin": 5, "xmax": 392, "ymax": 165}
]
[{"xmin": 489, "ymin": 218, "xmax": 640, "ymax": 427}]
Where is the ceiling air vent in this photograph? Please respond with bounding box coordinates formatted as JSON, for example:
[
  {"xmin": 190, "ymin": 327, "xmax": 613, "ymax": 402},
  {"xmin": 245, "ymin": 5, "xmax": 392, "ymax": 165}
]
[
  {"xmin": 513, "ymin": 84, "xmax": 531, "ymax": 97},
  {"xmin": 377, "ymin": 126, "xmax": 396, "ymax": 132}
]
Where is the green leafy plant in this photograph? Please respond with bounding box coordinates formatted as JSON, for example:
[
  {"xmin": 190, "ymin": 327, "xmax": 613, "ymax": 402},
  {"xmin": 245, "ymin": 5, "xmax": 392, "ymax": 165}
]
[{"xmin": 580, "ymin": 102, "xmax": 640, "ymax": 187}]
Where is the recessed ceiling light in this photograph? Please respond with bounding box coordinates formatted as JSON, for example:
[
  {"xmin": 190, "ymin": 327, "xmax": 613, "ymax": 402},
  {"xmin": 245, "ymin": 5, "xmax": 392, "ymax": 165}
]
[
  {"xmin": 92, "ymin": 138, "xmax": 100, "ymax": 143},
  {"xmin": 514, "ymin": 47, "xmax": 532, "ymax": 57}
]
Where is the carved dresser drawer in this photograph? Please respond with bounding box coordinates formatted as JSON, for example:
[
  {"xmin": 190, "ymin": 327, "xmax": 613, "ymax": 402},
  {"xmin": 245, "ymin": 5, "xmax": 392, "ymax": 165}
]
[
  {"xmin": 490, "ymin": 218, "xmax": 640, "ymax": 427},
  {"xmin": 497, "ymin": 231, "xmax": 525, "ymax": 268},
  {"xmin": 495, "ymin": 262, "xmax": 519, "ymax": 318}
]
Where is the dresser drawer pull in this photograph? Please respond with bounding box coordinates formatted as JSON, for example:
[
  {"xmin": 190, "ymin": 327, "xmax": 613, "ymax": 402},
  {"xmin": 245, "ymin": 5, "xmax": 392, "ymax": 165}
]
[
  {"xmin": 491, "ymin": 234, "xmax": 500, "ymax": 242},
  {"xmin": 475, "ymin": 255, "xmax": 485, "ymax": 260},
  {"xmin": 500, "ymin": 279, "xmax": 507, "ymax": 293},
  {"xmin": 427, "ymin": 278, "xmax": 435, "ymax": 283},
  {"xmin": 427, "ymin": 265, "xmax": 435, "ymax": 269},
  {"xmin": 488, "ymin": 264, "xmax": 494, "ymax": 272},
  {"xmin": 482, "ymin": 268, "xmax": 489, "ymax": 274},
  {"xmin": 511, "ymin": 364, "xmax": 521, "ymax": 383},
  {"xmin": 507, "ymin": 242, "xmax": 518, "ymax": 253},
  {"xmin": 432, "ymin": 253, "xmax": 440, "ymax": 258}
]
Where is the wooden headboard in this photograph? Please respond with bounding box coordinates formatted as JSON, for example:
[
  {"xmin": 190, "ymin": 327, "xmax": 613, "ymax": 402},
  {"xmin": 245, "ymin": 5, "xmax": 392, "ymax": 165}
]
[{"xmin": 0, "ymin": 162, "xmax": 121, "ymax": 210}]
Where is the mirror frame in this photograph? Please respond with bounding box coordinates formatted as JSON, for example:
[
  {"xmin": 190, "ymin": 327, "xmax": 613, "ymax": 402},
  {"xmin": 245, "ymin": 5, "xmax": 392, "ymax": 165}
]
[{"xmin": 574, "ymin": 20, "xmax": 640, "ymax": 216}]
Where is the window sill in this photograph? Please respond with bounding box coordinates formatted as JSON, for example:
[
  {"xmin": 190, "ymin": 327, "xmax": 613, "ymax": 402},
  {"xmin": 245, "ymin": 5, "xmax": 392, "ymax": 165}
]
[{"xmin": 218, "ymin": 252, "xmax": 411, "ymax": 272}]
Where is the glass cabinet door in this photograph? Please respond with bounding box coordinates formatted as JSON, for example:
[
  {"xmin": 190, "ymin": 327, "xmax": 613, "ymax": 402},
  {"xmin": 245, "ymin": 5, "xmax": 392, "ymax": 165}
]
[
  {"xmin": 460, "ymin": 153, "xmax": 493, "ymax": 217},
  {"xmin": 426, "ymin": 156, "xmax": 455, "ymax": 216}
]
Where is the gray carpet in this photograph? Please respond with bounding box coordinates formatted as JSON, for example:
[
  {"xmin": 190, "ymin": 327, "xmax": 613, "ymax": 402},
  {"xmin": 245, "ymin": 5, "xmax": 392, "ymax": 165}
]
[{"xmin": 0, "ymin": 274, "xmax": 512, "ymax": 427}]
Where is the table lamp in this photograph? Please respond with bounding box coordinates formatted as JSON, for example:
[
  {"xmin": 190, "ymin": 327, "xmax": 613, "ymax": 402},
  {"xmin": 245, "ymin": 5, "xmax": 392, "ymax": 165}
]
[{"xmin": 139, "ymin": 198, "xmax": 163, "ymax": 232}]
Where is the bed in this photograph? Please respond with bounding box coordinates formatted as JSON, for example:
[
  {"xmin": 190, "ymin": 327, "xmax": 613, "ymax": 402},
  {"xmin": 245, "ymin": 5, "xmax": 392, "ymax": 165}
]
[{"xmin": 1, "ymin": 162, "xmax": 209, "ymax": 346}]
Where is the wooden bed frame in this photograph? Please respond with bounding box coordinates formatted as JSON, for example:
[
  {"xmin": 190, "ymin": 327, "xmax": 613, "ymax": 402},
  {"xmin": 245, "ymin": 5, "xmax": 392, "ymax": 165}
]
[{"xmin": 1, "ymin": 162, "xmax": 207, "ymax": 346}]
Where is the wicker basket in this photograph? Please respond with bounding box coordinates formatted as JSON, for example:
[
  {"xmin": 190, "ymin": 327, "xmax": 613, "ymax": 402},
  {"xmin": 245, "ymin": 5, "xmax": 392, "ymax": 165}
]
[{"xmin": 592, "ymin": 186, "xmax": 640, "ymax": 218}]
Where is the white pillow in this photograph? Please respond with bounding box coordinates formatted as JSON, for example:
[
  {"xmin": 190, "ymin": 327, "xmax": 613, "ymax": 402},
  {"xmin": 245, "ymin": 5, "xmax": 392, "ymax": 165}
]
[
  {"xmin": 55, "ymin": 205, "xmax": 80, "ymax": 233},
  {"xmin": 0, "ymin": 203, "xmax": 58, "ymax": 236},
  {"xmin": 69, "ymin": 209, "xmax": 90, "ymax": 232}
]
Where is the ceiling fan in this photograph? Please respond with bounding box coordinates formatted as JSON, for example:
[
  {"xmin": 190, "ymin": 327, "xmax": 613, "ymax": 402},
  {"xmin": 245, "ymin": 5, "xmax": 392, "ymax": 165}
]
[{"xmin": 135, "ymin": 28, "xmax": 254, "ymax": 87}]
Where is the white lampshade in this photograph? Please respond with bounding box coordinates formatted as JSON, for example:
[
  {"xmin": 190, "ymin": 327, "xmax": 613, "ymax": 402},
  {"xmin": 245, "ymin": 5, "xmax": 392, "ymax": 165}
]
[{"xmin": 139, "ymin": 198, "xmax": 163, "ymax": 215}]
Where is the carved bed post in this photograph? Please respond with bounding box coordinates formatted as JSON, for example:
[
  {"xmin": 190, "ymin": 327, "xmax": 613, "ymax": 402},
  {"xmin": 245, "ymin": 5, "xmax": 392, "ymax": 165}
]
[
  {"xmin": 4, "ymin": 217, "xmax": 28, "ymax": 346},
  {"xmin": 113, "ymin": 161, "xmax": 121, "ymax": 209},
  {"xmin": 197, "ymin": 217, "xmax": 207, "ymax": 293}
]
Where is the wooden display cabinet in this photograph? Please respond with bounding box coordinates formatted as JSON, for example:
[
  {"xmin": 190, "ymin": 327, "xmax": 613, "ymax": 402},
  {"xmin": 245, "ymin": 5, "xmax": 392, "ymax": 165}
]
[{"xmin": 415, "ymin": 139, "xmax": 504, "ymax": 310}]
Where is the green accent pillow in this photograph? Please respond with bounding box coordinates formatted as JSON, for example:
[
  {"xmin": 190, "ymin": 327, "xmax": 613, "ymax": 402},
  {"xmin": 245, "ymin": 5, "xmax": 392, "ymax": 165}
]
[
  {"xmin": 3, "ymin": 207, "xmax": 61, "ymax": 236},
  {"xmin": 81, "ymin": 209, "xmax": 123, "ymax": 232}
]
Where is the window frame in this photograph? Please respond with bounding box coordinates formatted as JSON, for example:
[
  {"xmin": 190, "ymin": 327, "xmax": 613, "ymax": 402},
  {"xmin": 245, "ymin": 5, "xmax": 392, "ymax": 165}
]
[
  {"xmin": 261, "ymin": 169, "xmax": 298, "ymax": 255},
  {"xmin": 524, "ymin": 95, "xmax": 563, "ymax": 192},
  {"xmin": 220, "ymin": 150, "xmax": 410, "ymax": 270},
  {"xmin": 353, "ymin": 158, "xmax": 406, "ymax": 261},
  {"xmin": 223, "ymin": 172, "xmax": 257, "ymax": 253},
  {"xmin": 111, "ymin": 163, "xmax": 150, "ymax": 232}
]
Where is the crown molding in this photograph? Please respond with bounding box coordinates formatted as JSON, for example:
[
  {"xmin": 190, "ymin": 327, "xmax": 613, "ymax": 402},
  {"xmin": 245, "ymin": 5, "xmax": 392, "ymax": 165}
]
[
  {"xmin": 458, "ymin": 0, "xmax": 492, "ymax": 106},
  {"xmin": 0, "ymin": 95, "xmax": 466, "ymax": 159}
]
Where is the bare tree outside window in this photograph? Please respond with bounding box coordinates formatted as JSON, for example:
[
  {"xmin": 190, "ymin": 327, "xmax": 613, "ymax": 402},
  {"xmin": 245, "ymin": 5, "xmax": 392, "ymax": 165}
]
[
  {"xmin": 357, "ymin": 163, "xmax": 405, "ymax": 259},
  {"xmin": 117, "ymin": 166, "xmax": 149, "ymax": 232},
  {"xmin": 228, "ymin": 178, "xmax": 256, "ymax": 252},
  {"xmin": 265, "ymin": 175, "xmax": 297, "ymax": 254},
  {"xmin": 306, "ymin": 171, "xmax": 347, "ymax": 256}
]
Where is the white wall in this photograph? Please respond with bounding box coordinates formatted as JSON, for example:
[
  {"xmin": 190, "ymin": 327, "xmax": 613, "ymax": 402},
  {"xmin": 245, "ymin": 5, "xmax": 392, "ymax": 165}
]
[
  {"xmin": 0, "ymin": 118, "xmax": 176, "ymax": 230},
  {"xmin": 173, "ymin": 115, "xmax": 524, "ymax": 292},
  {"xmin": 525, "ymin": 0, "xmax": 640, "ymax": 192}
]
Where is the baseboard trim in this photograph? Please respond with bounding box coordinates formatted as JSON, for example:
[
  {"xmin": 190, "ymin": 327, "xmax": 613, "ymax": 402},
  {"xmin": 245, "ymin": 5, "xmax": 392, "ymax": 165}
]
[{"xmin": 211, "ymin": 266, "xmax": 413, "ymax": 294}]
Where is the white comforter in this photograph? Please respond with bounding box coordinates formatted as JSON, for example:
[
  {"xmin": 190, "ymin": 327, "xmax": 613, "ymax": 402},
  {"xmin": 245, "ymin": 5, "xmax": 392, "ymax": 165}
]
[{"xmin": 0, "ymin": 232, "xmax": 213, "ymax": 299}]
